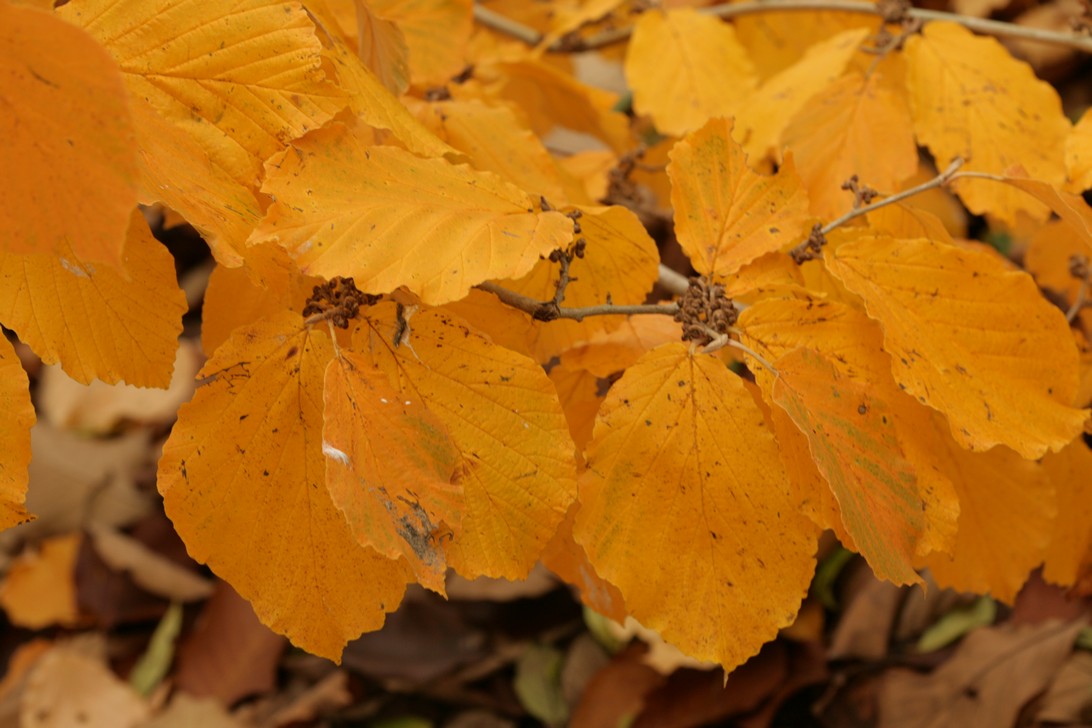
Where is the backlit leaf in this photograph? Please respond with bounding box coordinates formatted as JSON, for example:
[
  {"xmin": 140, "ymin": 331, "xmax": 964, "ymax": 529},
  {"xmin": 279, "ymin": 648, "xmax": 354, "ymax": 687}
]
[
  {"xmin": 771, "ymin": 348, "xmax": 923, "ymax": 585},
  {"xmin": 355, "ymin": 306, "xmax": 577, "ymax": 580},
  {"xmin": 0, "ymin": 210, "xmax": 186, "ymax": 388},
  {"xmin": 826, "ymin": 236, "xmax": 1087, "ymax": 458},
  {"xmin": 323, "ymin": 350, "xmax": 463, "ymax": 593},
  {"xmin": 1068, "ymin": 108, "xmax": 1092, "ymax": 191},
  {"xmin": 158, "ymin": 311, "xmax": 412, "ymax": 659},
  {"xmin": 0, "ymin": 1, "xmax": 136, "ymax": 267},
  {"xmin": 368, "ymin": 0, "xmax": 472, "ymax": 86},
  {"xmin": 783, "ymin": 72, "xmax": 917, "ymax": 219},
  {"xmin": 253, "ymin": 120, "xmax": 573, "ymax": 305},
  {"xmin": 1041, "ymin": 439, "xmax": 1092, "ymax": 588},
  {"xmin": 904, "ymin": 22, "xmax": 1070, "ymax": 223},
  {"xmin": 735, "ymin": 28, "xmax": 869, "ymax": 161},
  {"xmin": 60, "ymin": 0, "xmax": 345, "ymax": 188},
  {"xmin": 574, "ymin": 343, "xmax": 816, "ymax": 669},
  {"xmin": 0, "ymin": 334, "xmax": 34, "ymax": 531},
  {"xmin": 625, "ymin": 8, "xmax": 756, "ymax": 137},
  {"xmin": 669, "ymin": 118, "xmax": 810, "ymax": 279}
]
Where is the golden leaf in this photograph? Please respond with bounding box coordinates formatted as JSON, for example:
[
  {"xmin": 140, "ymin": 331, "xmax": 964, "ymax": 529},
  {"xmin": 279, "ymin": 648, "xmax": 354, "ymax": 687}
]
[
  {"xmin": 669, "ymin": 118, "xmax": 810, "ymax": 279},
  {"xmin": 1068, "ymin": 108, "xmax": 1092, "ymax": 192},
  {"xmin": 1041, "ymin": 439, "xmax": 1092, "ymax": 587},
  {"xmin": 904, "ymin": 22, "xmax": 1070, "ymax": 223},
  {"xmin": 826, "ymin": 236, "xmax": 1087, "ymax": 458},
  {"xmin": 368, "ymin": 0, "xmax": 472, "ymax": 86},
  {"xmin": 0, "ymin": 210, "xmax": 186, "ymax": 388},
  {"xmin": 625, "ymin": 8, "xmax": 756, "ymax": 137},
  {"xmin": 253, "ymin": 121, "xmax": 573, "ymax": 305},
  {"xmin": 158, "ymin": 311, "xmax": 412, "ymax": 660},
  {"xmin": 574, "ymin": 343, "xmax": 816, "ymax": 669},
  {"xmin": 0, "ymin": 1, "xmax": 135, "ymax": 268},
  {"xmin": 0, "ymin": 334, "xmax": 33, "ymax": 531}
]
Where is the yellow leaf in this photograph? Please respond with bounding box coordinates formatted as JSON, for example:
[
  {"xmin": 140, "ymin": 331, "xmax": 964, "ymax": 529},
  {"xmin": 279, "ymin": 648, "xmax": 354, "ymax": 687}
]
[
  {"xmin": 0, "ymin": 334, "xmax": 33, "ymax": 531},
  {"xmin": 495, "ymin": 204, "xmax": 661, "ymax": 361},
  {"xmin": 0, "ymin": 534, "xmax": 79, "ymax": 629},
  {"xmin": 354, "ymin": 306, "xmax": 577, "ymax": 579},
  {"xmin": 904, "ymin": 22, "xmax": 1069, "ymax": 223},
  {"xmin": 368, "ymin": 0, "xmax": 472, "ymax": 86},
  {"xmin": 158, "ymin": 311, "xmax": 412, "ymax": 660},
  {"xmin": 130, "ymin": 98, "xmax": 260, "ymax": 267},
  {"xmin": 323, "ymin": 350, "xmax": 463, "ymax": 593},
  {"xmin": 733, "ymin": 10, "xmax": 873, "ymax": 79},
  {"xmin": 865, "ymin": 204, "xmax": 955, "ymax": 245},
  {"xmin": 557, "ymin": 315, "xmax": 682, "ymax": 378},
  {"xmin": 352, "ymin": 0, "xmax": 411, "ymax": 95},
  {"xmin": 771, "ymin": 348, "xmax": 923, "ymax": 585},
  {"xmin": 253, "ymin": 121, "xmax": 573, "ymax": 305},
  {"xmin": 548, "ymin": 363, "xmax": 603, "ymax": 452},
  {"xmin": 1041, "ymin": 439, "xmax": 1092, "ymax": 587},
  {"xmin": 826, "ymin": 236, "xmax": 1088, "ymax": 458},
  {"xmin": 624, "ymin": 8, "xmax": 756, "ymax": 137},
  {"xmin": 735, "ymin": 28, "xmax": 869, "ymax": 162},
  {"xmin": 0, "ymin": 1, "xmax": 135, "ymax": 268},
  {"xmin": 668, "ymin": 118, "xmax": 810, "ymax": 279},
  {"xmin": 783, "ymin": 72, "xmax": 917, "ymax": 220},
  {"xmin": 913, "ymin": 410, "xmax": 1053, "ymax": 602},
  {"xmin": 1026, "ymin": 220, "xmax": 1092, "ymax": 332},
  {"xmin": 0, "ymin": 210, "xmax": 186, "ymax": 388},
  {"xmin": 1068, "ymin": 108, "xmax": 1092, "ymax": 191},
  {"xmin": 540, "ymin": 502, "xmax": 626, "ymax": 623},
  {"xmin": 307, "ymin": 0, "xmax": 456, "ymax": 160},
  {"xmin": 986, "ymin": 174, "xmax": 1092, "ymax": 257},
  {"xmin": 574, "ymin": 343, "xmax": 816, "ymax": 669},
  {"xmin": 60, "ymin": 0, "xmax": 345, "ymax": 189}
]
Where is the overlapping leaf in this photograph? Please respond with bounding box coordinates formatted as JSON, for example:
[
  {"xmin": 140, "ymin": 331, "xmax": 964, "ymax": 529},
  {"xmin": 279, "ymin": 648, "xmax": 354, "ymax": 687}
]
[
  {"xmin": 574, "ymin": 343, "xmax": 816, "ymax": 669},
  {"xmin": 1068, "ymin": 108, "xmax": 1092, "ymax": 191},
  {"xmin": 0, "ymin": 210, "xmax": 186, "ymax": 388},
  {"xmin": 0, "ymin": 1, "xmax": 135, "ymax": 267},
  {"xmin": 60, "ymin": 0, "xmax": 345, "ymax": 188},
  {"xmin": 355, "ymin": 305, "xmax": 577, "ymax": 579},
  {"xmin": 0, "ymin": 334, "xmax": 34, "ymax": 531},
  {"xmin": 158, "ymin": 311, "xmax": 412, "ymax": 659},
  {"xmin": 783, "ymin": 72, "xmax": 917, "ymax": 219},
  {"xmin": 826, "ymin": 236, "xmax": 1087, "ymax": 458},
  {"xmin": 625, "ymin": 8, "xmax": 756, "ymax": 137},
  {"xmin": 904, "ymin": 22, "xmax": 1070, "ymax": 223},
  {"xmin": 323, "ymin": 350, "xmax": 463, "ymax": 592},
  {"xmin": 669, "ymin": 118, "xmax": 810, "ymax": 279},
  {"xmin": 352, "ymin": 0, "xmax": 411, "ymax": 95},
  {"xmin": 253, "ymin": 120, "xmax": 573, "ymax": 305},
  {"xmin": 1041, "ymin": 439, "xmax": 1092, "ymax": 588},
  {"xmin": 367, "ymin": 0, "xmax": 472, "ymax": 86}
]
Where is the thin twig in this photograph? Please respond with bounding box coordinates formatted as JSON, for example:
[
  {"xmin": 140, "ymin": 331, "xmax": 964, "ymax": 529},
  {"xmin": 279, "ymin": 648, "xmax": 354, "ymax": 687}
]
[
  {"xmin": 1067, "ymin": 279, "xmax": 1089, "ymax": 323},
  {"xmin": 573, "ymin": 0, "xmax": 1092, "ymax": 53},
  {"xmin": 472, "ymin": 4, "xmax": 542, "ymax": 45},
  {"xmin": 658, "ymin": 264, "xmax": 691, "ymax": 296},
  {"xmin": 476, "ymin": 281, "xmax": 679, "ymax": 321}
]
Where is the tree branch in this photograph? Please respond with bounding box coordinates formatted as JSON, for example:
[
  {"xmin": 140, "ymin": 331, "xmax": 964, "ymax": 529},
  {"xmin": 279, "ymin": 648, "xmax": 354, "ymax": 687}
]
[{"xmin": 476, "ymin": 281, "xmax": 679, "ymax": 322}]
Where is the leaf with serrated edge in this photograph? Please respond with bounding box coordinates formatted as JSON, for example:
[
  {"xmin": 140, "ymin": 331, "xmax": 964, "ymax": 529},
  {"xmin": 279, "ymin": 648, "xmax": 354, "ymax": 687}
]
[
  {"xmin": 669, "ymin": 118, "xmax": 810, "ymax": 279},
  {"xmin": 253, "ymin": 120, "xmax": 573, "ymax": 305},
  {"xmin": 323, "ymin": 350, "xmax": 463, "ymax": 593},
  {"xmin": 158, "ymin": 311, "xmax": 412, "ymax": 660},
  {"xmin": 574, "ymin": 343, "xmax": 816, "ymax": 669},
  {"xmin": 354, "ymin": 305, "xmax": 577, "ymax": 579},
  {"xmin": 826, "ymin": 236, "xmax": 1087, "ymax": 458},
  {"xmin": 0, "ymin": 210, "xmax": 185, "ymax": 388}
]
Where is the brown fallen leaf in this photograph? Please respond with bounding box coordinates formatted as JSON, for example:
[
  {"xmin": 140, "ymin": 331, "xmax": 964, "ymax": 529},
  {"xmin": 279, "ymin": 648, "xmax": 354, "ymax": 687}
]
[
  {"xmin": 20, "ymin": 640, "xmax": 149, "ymax": 728},
  {"xmin": 571, "ymin": 643, "xmax": 665, "ymax": 728},
  {"xmin": 141, "ymin": 694, "xmax": 246, "ymax": 728},
  {"xmin": 266, "ymin": 671, "xmax": 352, "ymax": 727},
  {"xmin": 878, "ymin": 618, "xmax": 1088, "ymax": 728},
  {"xmin": 829, "ymin": 562, "xmax": 903, "ymax": 660},
  {"xmin": 87, "ymin": 522, "xmax": 213, "ymax": 603},
  {"xmin": 174, "ymin": 581, "xmax": 285, "ymax": 705},
  {"xmin": 1035, "ymin": 650, "xmax": 1092, "ymax": 724},
  {"xmin": 0, "ymin": 533, "xmax": 81, "ymax": 629}
]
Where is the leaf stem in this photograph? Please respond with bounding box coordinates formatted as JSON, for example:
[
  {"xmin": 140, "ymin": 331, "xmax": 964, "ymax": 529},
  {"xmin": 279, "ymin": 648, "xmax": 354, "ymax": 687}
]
[
  {"xmin": 476, "ymin": 281, "xmax": 679, "ymax": 321},
  {"xmin": 472, "ymin": 4, "xmax": 542, "ymax": 45},
  {"xmin": 1066, "ymin": 278, "xmax": 1089, "ymax": 323}
]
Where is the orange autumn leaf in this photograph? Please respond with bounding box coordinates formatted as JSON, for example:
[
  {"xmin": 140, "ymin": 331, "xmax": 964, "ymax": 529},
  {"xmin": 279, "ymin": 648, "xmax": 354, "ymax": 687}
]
[
  {"xmin": 0, "ymin": 1, "xmax": 135, "ymax": 268},
  {"xmin": 669, "ymin": 118, "xmax": 810, "ymax": 279},
  {"xmin": 0, "ymin": 210, "xmax": 186, "ymax": 388},
  {"xmin": 323, "ymin": 350, "xmax": 463, "ymax": 593},
  {"xmin": 734, "ymin": 28, "xmax": 869, "ymax": 162},
  {"xmin": 354, "ymin": 306, "xmax": 578, "ymax": 580},
  {"xmin": 158, "ymin": 311, "xmax": 412, "ymax": 660},
  {"xmin": 912, "ymin": 409, "xmax": 1053, "ymax": 602},
  {"xmin": 826, "ymin": 236, "xmax": 1088, "ymax": 458},
  {"xmin": 904, "ymin": 22, "xmax": 1070, "ymax": 223},
  {"xmin": 352, "ymin": 0, "xmax": 411, "ymax": 95},
  {"xmin": 783, "ymin": 72, "xmax": 917, "ymax": 220},
  {"xmin": 624, "ymin": 8, "xmax": 756, "ymax": 137},
  {"xmin": 548, "ymin": 363, "xmax": 604, "ymax": 452},
  {"xmin": 0, "ymin": 334, "xmax": 33, "ymax": 531},
  {"xmin": 733, "ymin": 10, "xmax": 873, "ymax": 79},
  {"xmin": 985, "ymin": 173, "xmax": 1092, "ymax": 256},
  {"xmin": 1040, "ymin": 439, "xmax": 1092, "ymax": 588},
  {"xmin": 367, "ymin": 0, "xmax": 472, "ymax": 87},
  {"xmin": 771, "ymin": 348, "xmax": 923, "ymax": 586},
  {"xmin": 253, "ymin": 121, "xmax": 573, "ymax": 305},
  {"xmin": 0, "ymin": 534, "xmax": 80, "ymax": 629},
  {"xmin": 540, "ymin": 502, "xmax": 627, "ymax": 623},
  {"xmin": 59, "ymin": 0, "xmax": 345, "ymax": 189},
  {"xmin": 574, "ymin": 343, "xmax": 816, "ymax": 670},
  {"xmin": 1068, "ymin": 108, "xmax": 1092, "ymax": 192}
]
